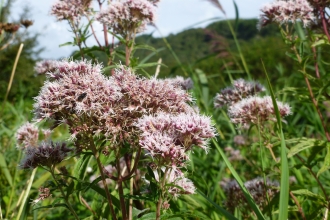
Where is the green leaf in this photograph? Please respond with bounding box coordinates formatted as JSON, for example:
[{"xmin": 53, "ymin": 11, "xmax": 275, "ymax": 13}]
[
  {"xmin": 197, "ymin": 189, "xmax": 237, "ymax": 220},
  {"xmin": 291, "ymin": 189, "xmax": 326, "ymax": 204},
  {"xmin": 132, "ymin": 207, "xmax": 150, "ymax": 220},
  {"xmin": 133, "ymin": 62, "xmax": 167, "ymax": 70},
  {"xmin": 66, "ymin": 181, "xmax": 75, "ymax": 198},
  {"xmin": 132, "ymin": 44, "xmax": 157, "ymax": 53},
  {"xmin": 0, "ymin": 152, "xmax": 12, "ymax": 186},
  {"xmin": 213, "ymin": 140, "xmax": 265, "ymax": 220},
  {"xmin": 32, "ymin": 203, "xmax": 68, "ymax": 211},
  {"xmin": 195, "ymin": 68, "xmax": 209, "ymax": 111},
  {"xmin": 138, "ymin": 212, "xmax": 156, "ymax": 220},
  {"xmin": 317, "ymin": 144, "xmax": 330, "ymax": 177},
  {"xmin": 287, "ymin": 138, "xmax": 327, "ymax": 158},
  {"xmin": 312, "ymin": 39, "xmax": 326, "ymax": 47},
  {"xmin": 59, "ymin": 42, "xmax": 73, "ymax": 47},
  {"xmin": 73, "ymin": 152, "xmax": 92, "ymax": 181}
]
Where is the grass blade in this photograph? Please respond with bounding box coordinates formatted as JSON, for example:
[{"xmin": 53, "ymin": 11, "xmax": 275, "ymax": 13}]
[
  {"xmin": 263, "ymin": 61, "xmax": 289, "ymax": 220},
  {"xmin": 213, "ymin": 139, "xmax": 266, "ymax": 220}
]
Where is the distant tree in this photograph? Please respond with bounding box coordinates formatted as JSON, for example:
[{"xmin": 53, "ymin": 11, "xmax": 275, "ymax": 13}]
[{"xmin": 0, "ymin": 0, "xmax": 43, "ymax": 102}]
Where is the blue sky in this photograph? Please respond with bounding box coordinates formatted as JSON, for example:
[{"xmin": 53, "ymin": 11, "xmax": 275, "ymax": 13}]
[{"xmin": 11, "ymin": 0, "xmax": 270, "ymax": 59}]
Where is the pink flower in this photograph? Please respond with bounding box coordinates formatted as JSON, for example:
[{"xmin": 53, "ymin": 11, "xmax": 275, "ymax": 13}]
[
  {"xmin": 16, "ymin": 122, "xmax": 39, "ymax": 149},
  {"xmin": 137, "ymin": 112, "xmax": 215, "ymax": 166},
  {"xmin": 165, "ymin": 76, "xmax": 194, "ymax": 90},
  {"xmin": 228, "ymin": 96, "xmax": 291, "ymax": 127},
  {"xmin": 51, "ymin": 0, "xmax": 92, "ymax": 22},
  {"xmin": 258, "ymin": 0, "xmax": 315, "ymax": 29},
  {"xmin": 214, "ymin": 79, "xmax": 265, "ymax": 108},
  {"xmin": 96, "ymin": 0, "xmax": 156, "ymax": 35},
  {"xmin": 165, "ymin": 168, "xmax": 196, "ymax": 198},
  {"xmin": 34, "ymin": 60, "xmax": 57, "ymax": 75}
]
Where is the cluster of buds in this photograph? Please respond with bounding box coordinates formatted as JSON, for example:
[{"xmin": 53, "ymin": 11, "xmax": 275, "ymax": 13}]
[
  {"xmin": 222, "ymin": 178, "xmax": 279, "ymax": 214},
  {"xmin": 20, "ymin": 142, "xmax": 73, "ymax": 169},
  {"xmin": 31, "ymin": 187, "xmax": 52, "ymax": 205},
  {"xmin": 16, "ymin": 122, "xmax": 72, "ymax": 169},
  {"xmin": 0, "ymin": 22, "xmax": 20, "ymax": 34},
  {"xmin": 258, "ymin": 0, "xmax": 315, "ymax": 29},
  {"xmin": 96, "ymin": 0, "xmax": 156, "ymax": 36}
]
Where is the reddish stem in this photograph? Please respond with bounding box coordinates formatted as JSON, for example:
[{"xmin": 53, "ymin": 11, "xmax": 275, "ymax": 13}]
[
  {"xmin": 290, "ymin": 191, "xmax": 306, "ymax": 220},
  {"xmin": 319, "ymin": 6, "xmax": 330, "ymax": 43}
]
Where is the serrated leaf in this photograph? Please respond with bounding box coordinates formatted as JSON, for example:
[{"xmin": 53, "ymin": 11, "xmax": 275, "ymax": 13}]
[
  {"xmin": 288, "ymin": 138, "xmax": 327, "ymax": 158},
  {"xmin": 291, "ymin": 189, "xmax": 326, "ymax": 203},
  {"xmin": 317, "ymin": 145, "xmax": 330, "ymax": 177}
]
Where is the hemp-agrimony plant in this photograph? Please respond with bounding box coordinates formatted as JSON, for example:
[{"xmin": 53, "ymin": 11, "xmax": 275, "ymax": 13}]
[{"xmin": 16, "ymin": 1, "xmax": 216, "ymax": 219}]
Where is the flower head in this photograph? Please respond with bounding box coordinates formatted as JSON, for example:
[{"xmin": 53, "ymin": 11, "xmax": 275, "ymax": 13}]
[
  {"xmin": 16, "ymin": 122, "xmax": 39, "ymax": 149},
  {"xmin": 223, "ymin": 178, "xmax": 279, "ymax": 213},
  {"xmin": 137, "ymin": 112, "xmax": 216, "ymax": 166},
  {"xmin": 165, "ymin": 76, "xmax": 194, "ymax": 90},
  {"xmin": 20, "ymin": 142, "xmax": 73, "ymax": 169},
  {"xmin": 51, "ymin": 0, "xmax": 92, "ymax": 22},
  {"xmin": 214, "ymin": 79, "xmax": 265, "ymax": 108},
  {"xmin": 228, "ymin": 96, "xmax": 291, "ymax": 127},
  {"xmin": 258, "ymin": 0, "xmax": 315, "ymax": 29},
  {"xmin": 166, "ymin": 168, "xmax": 196, "ymax": 198},
  {"xmin": 34, "ymin": 60, "xmax": 57, "ymax": 75},
  {"xmin": 33, "ymin": 59, "xmax": 121, "ymax": 122},
  {"xmin": 96, "ymin": 0, "xmax": 156, "ymax": 35}
]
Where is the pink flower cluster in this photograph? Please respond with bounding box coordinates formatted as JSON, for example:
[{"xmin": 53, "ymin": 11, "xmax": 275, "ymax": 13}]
[
  {"xmin": 214, "ymin": 79, "xmax": 265, "ymax": 108},
  {"xmin": 165, "ymin": 168, "xmax": 196, "ymax": 198},
  {"xmin": 96, "ymin": 0, "xmax": 156, "ymax": 35},
  {"xmin": 214, "ymin": 79, "xmax": 291, "ymax": 127},
  {"xmin": 51, "ymin": 0, "xmax": 92, "ymax": 22},
  {"xmin": 228, "ymin": 96, "xmax": 291, "ymax": 127},
  {"xmin": 34, "ymin": 60, "xmax": 57, "ymax": 75},
  {"xmin": 137, "ymin": 112, "xmax": 216, "ymax": 166},
  {"xmin": 258, "ymin": 0, "xmax": 315, "ymax": 29},
  {"xmin": 16, "ymin": 122, "xmax": 39, "ymax": 149},
  {"xmin": 33, "ymin": 60, "xmax": 121, "ymax": 124},
  {"xmin": 34, "ymin": 59, "xmax": 102, "ymax": 79},
  {"xmin": 222, "ymin": 177, "xmax": 279, "ymax": 213},
  {"xmin": 165, "ymin": 76, "xmax": 194, "ymax": 90}
]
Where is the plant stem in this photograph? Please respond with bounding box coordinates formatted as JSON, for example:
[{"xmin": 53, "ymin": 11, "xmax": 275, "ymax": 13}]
[
  {"xmin": 50, "ymin": 168, "xmax": 79, "ymax": 220},
  {"xmin": 116, "ymin": 157, "xmax": 128, "ymax": 220},
  {"xmin": 289, "ymin": 191, "xmax": 306, "ymax": 220},
  {"xmin": 156, "ymin": 167, "xmax": 169, "ymax": 220},
  {"xmin": 89, "ymin": 138, "xmax": 117, "ymax": 220},
  {"xmin": 128, "ymin": 151, "xmax": 137, "ymax": 220},
  {"xmin": 319, "ymin": 6, "xmax": 330, "ymax": 42}
]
